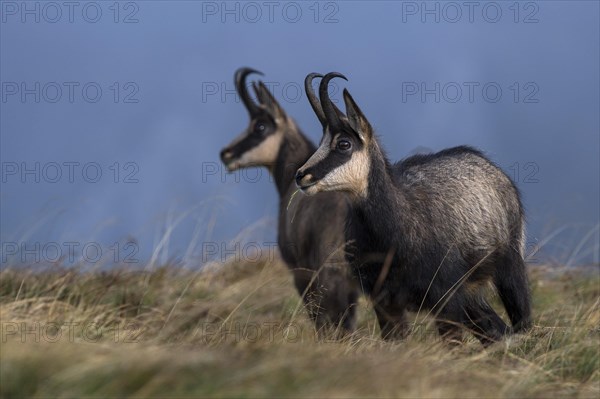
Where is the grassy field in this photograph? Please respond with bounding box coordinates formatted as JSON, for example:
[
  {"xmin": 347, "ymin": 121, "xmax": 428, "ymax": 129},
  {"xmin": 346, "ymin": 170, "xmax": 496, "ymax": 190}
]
[{"xmin": 1, "ymin": 258, "xmax": 598, "ymax": 398}]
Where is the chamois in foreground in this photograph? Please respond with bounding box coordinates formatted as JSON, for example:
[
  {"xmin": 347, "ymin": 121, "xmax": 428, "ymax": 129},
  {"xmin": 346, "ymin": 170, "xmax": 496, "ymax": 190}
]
[
  {"xmin": 220, "ymin": 68, "xmax": 359, "ymax": 333},
  {"xmin": 296, "ymin": 72, "xmax": 532, "ymax": 344}
]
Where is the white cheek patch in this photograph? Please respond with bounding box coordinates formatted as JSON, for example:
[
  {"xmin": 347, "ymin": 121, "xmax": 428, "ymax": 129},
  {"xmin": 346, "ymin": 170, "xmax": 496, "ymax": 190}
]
[
  {"xmin": 320, "ymin": 149, "xmax": 370, "ymax": 198},
  {"xmin": 237, "ymin": 131, "xmax": 283, "ymax": 167}
]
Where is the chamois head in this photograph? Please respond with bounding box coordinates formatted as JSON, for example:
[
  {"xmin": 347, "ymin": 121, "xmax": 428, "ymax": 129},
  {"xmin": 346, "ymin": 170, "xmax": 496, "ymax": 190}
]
[
  {"xmin": 220, "ymin": 67, "xmax": 289, "ymax": 171},
  {"xmin": 296, "ymin": 72, "xmax": 375, "ymax": 198}
]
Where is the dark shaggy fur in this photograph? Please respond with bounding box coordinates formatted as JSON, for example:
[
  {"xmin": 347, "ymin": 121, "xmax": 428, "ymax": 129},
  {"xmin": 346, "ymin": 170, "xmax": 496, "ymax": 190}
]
[
  {"xmin": 272, "ymin": 128, "xmax": 359, "ymax": 332},
  {"xmin": 298, "ymin": 78, "xmax": 532, "ymax": 344},
  {"xmin": 221, "ymin": 70, "xmax": 359, "ymax": 333},
  {"xmin": 347, "ymin": 144, "xmax": 532, "ymax": 344}
]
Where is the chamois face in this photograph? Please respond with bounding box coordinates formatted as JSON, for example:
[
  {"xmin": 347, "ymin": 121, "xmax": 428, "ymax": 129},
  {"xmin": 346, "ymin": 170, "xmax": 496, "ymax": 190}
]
[
  {"xmin": 296, "ymin": 89, "xmax": 373, "ymax": 198},
  {"xmin": 296, "ymin": 128, "xmax": 370, "ymax": 197},
  {"xmin": 220, "ymin": 110, "xmax": 283, "ymax": 171},
  {"xmin": 220, "ymin": 81, "xmax": 286, "ymax": 171}
]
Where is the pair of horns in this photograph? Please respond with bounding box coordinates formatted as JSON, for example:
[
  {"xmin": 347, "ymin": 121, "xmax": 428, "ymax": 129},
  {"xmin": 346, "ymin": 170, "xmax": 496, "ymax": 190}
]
[
  {"xmin": 234, "ymin": 67, "xmax": 264, "ymax": 116},
  {"xmin": 305, "ymin": 72, "xmax": 348, "ymax": 132},
  {"xmin": 236, "ymin": 68, "xmax": 348, "ymax": 130}
]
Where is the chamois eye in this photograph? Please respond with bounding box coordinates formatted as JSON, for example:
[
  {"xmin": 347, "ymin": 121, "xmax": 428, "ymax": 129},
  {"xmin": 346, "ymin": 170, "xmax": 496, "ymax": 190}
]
[
  {"xmin": 255, "ymin": 123, "xmax": 266, "ymax": 133},
  {"xmin": 337, "ymin": 140, "xmax": 352, "ymax": 152}
]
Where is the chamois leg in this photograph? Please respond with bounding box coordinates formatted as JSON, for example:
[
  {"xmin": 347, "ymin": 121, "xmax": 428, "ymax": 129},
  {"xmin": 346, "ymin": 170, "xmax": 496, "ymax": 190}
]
[
  {"xmin": 292, "ymin": 268, "xmax": 357, "ymax": 335},
  {"xmin": 292, "ymin": 268, "xmax": 327, "ymax": 330},
  {"xmin": 429, "ymin": 277, "xmax": 468, "ymax": 343},
  {"xmin": 373, "ymin": 293, "xmax": 408, "ymax": 340},
  {"xmin": 335, "ymin": 283, "xmax": 359, "ymax": 332},
  {"xmin": 319, "ymin": 268, "xmax": 358, "ymax": 332},
  {"xmin": 435, "ymin": 309, "xmax": 464, "ymax": 344},
  {"xmin": 435, "ymin": 291, "xmax": 480, "ymax": 344},
  {"xmin": 464, "ymin": 300, "xmax": 509, "ymax": 346},
  {"xmin": 493, "ymin": 250, "xmax": 532, "ymax": 333},
  {"xmin": 375, "ymin": 307, "xmax": 408, "ymax": 340}
]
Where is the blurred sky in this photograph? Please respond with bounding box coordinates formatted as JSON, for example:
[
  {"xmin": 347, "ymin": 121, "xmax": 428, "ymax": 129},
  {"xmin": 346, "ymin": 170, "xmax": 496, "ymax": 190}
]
[{"xmin": 1, "ymin": 1, "xmax": 599, "ymax": 267}]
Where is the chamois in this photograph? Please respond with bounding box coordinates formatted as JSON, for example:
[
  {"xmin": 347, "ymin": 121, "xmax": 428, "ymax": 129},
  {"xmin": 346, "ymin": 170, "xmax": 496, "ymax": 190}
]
[
  {"xmin": 220, "ymin": 68, "xmax": 359, "ymax": 332},
  {"xmin": 296, "ymin": 72, "xmax": 532, "ymax": 344}
]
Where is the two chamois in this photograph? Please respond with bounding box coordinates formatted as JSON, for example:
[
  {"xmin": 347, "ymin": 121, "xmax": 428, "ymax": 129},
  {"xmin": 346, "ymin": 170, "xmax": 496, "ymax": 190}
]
[
  {"xmin": 296, "ymin": 72, "xmax": 532, "ymax": 345},
  {"xmin": 220, "ymin": 68, "xmax": 359, "ymax": 333}
]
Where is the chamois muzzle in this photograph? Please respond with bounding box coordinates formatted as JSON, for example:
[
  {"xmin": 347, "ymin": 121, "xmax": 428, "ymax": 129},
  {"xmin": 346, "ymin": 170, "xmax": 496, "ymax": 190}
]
[
  {"xmin": 295, "ymin": 169, "xmax": 316, "ymax": 191},
  {"xmin": 220, "ymin": 148, "xmax": 233, "ymax": 162},
  {"xmin": 220, "ymin": 147, "xmax": 237, "ymax": 171}
]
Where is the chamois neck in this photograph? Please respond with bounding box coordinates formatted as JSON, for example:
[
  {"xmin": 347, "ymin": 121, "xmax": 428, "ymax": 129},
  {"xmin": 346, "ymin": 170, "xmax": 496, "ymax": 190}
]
[
  {"xmin": 358, "ymin": 144, "xmax": 405, "ymax": 241},
  {"xmin": 272, "ymin": 120, "xmax": 316, "ymax": 197}
]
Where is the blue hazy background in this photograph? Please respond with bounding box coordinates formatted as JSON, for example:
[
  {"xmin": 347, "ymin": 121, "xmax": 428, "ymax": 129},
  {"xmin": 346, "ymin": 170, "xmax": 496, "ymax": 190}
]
[{"xmin": 1, "ymin": 1, "xmax": 599, "ymax": 267}]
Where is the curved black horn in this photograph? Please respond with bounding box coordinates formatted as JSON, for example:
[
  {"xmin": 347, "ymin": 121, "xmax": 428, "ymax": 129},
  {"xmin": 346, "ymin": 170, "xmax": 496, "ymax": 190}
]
[
  {"xmin": 305, "ymin": 73, "xmax": 326, "ymax": 126},
  {"xmin": 319, "ymin": 72, "xmax": 348, "ymax": 132},
  {"xmin": 235, "ymin": 67, "xmax": 263, "ymax": 115}
]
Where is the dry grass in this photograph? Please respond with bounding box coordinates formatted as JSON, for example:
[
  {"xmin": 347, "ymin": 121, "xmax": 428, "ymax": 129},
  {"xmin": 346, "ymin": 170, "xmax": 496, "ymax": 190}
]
[{"xmin": 1, "ymin": 258, "xmax": 598, "ymax": 398}]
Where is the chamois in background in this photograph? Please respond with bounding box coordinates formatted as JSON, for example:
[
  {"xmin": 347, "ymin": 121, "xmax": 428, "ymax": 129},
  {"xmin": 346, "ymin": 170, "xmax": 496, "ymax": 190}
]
[{"xmin": 220, "ymin": 68, "xmax": 359, "ymax": 333}]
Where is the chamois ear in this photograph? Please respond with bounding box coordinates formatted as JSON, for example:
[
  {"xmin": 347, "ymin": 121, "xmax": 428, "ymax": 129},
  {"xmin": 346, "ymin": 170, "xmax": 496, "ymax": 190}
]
[
  {"xmin": 343, "ymin": 88, "xmax": 372, "ymax": 143},
  {"xmin": 256, "ymin": 81, "xmax": 285, "ymax": 119}
]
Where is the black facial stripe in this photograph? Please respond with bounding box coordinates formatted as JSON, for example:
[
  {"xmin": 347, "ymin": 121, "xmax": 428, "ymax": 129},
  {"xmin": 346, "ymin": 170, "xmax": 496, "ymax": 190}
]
[
  {"xmin": 305, "ymin": 149, "xmax": 352, "ymax": 181},
  {"xmin": 304, "ymin": 130, "xmax": 365, "ymax": 181},
  {"xmin": 229, "ymin": 129, "xmax": 272, "ymax": 157},
  {"xmin": 227, "ymin": 114, "xmax": 277, "ymax": 159}
]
